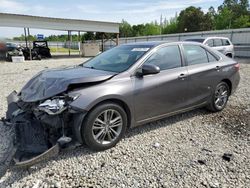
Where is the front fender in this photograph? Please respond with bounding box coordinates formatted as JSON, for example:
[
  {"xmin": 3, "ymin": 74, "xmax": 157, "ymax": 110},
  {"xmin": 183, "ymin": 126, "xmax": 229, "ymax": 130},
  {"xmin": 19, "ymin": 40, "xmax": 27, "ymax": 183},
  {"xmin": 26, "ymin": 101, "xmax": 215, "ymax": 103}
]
[{"xmin": 70, "ymin": 94, "xmax": 130, "ymax": 112}]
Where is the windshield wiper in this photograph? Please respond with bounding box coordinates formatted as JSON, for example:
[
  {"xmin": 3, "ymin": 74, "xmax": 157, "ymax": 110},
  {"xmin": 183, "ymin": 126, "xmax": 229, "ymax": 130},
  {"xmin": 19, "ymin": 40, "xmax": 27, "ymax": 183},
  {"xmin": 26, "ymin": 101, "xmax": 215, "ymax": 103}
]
[{"xmin": 83, "ymin": 65, "xmax": 96, "ymax": 69}]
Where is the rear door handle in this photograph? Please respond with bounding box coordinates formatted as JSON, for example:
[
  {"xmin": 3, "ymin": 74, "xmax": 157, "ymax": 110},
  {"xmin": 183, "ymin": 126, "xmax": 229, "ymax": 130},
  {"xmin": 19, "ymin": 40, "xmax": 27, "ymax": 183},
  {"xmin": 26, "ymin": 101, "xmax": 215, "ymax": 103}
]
[{"xmin": 178, "ymin": 73, "xmax": 187, "ymax": 80}]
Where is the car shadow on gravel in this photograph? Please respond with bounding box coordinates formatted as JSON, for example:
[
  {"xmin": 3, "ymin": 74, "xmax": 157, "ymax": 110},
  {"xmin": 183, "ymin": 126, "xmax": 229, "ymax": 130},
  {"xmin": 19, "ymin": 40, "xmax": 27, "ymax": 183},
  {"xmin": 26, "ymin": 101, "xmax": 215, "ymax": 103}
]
[
  {"xmin": 0, "ymin": 107, "xmax": 212, "ymax": 186},
  {"xmin": 1, "ymin": 105, "xmax": 249, "ymax": 186}
]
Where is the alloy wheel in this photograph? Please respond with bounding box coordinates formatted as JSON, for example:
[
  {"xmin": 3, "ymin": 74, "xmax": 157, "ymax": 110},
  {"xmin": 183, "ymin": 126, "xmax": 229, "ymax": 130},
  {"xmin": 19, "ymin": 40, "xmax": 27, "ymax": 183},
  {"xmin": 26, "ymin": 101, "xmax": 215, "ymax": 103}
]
[
  {"xmin": 214, "ymin": 84, "xmax": 229, "ymax": 109},
  {"xmin": 92, "ymin": 109, "xmax": 123, "ymax": 145}
]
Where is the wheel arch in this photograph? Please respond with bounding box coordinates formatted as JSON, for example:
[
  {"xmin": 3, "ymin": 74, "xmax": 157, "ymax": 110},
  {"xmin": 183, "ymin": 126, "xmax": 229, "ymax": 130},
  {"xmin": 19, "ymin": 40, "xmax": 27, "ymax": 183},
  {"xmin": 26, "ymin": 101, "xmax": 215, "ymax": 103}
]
[
  {"xmin": 85, "ymin": 98, "xmax": 132, "ymax": 129},
  {"xmin": 225, "ymin": 53, "xmax": 232, "ymax": 58},
  {"xmin": 221, "ymin": 79, "xmax": 232, "ymax": 95}
]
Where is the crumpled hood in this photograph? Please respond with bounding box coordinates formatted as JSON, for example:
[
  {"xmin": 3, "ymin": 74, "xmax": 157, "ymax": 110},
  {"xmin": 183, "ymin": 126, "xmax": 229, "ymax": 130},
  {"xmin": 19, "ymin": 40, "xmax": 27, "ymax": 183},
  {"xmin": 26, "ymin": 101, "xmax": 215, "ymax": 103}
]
[{"xmin": 20, "ymin": 66, "xmax": 116, "ymax": 102}]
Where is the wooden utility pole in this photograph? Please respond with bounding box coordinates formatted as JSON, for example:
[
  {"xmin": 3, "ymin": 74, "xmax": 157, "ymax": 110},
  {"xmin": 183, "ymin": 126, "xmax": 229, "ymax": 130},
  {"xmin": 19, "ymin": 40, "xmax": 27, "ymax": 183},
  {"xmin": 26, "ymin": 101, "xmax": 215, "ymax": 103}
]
[{"xmin": 116, "ymin": 33, "xmax": 119, "ymax": 46}]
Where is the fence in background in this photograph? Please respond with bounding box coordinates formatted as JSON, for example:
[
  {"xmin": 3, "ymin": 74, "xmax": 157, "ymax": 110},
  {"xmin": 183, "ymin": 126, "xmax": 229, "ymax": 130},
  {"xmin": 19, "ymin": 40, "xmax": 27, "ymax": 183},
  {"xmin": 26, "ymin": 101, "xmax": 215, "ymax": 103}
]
[
  {"xmin": 11, "ymin": 28, "xmax": 250, "ymax": 57},
  {"xmin": 116, "ymin": 28, "xmax": 250, "ymax": 57}
]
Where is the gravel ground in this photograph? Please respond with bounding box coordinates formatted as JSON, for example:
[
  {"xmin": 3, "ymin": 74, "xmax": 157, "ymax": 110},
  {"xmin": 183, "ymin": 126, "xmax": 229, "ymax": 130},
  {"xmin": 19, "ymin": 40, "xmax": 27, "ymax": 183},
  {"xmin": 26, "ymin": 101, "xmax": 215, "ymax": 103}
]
[{"xmin": 0, "ymin": 58, "xmax": 249, "ymax": 188}]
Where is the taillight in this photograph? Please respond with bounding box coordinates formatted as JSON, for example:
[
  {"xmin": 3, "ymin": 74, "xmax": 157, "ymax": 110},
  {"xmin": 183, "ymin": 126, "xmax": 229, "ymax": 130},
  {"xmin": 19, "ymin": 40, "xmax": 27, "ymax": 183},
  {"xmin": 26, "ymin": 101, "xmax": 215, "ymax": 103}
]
[{"xmin": 234, "ymin": 63, "xmax": 240, "ymax": 71}]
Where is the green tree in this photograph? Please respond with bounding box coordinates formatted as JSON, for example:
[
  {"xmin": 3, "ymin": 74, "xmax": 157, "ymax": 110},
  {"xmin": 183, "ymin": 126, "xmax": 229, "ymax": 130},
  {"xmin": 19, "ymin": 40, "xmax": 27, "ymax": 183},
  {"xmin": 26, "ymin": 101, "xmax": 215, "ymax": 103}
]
[
  {"xmin": 143, "ymin": 23, "xmax": 161, "ymax": 35},
  {"xmin": 132, "ymin": 24, "xmax": 146, "ymax": 36},
  {"xmin": 217, "ymin": 0, "xmax": 250, "ymax": 29},
  {"xmin": 233, "ymin": 15, "xmax": 250, "ymax": 27},
  {"xmin": 119, "ymin": 20, "xmax": 133, "ymax": 37},
  {"xmin": 215, "ymin": 8, "xmax": 234, "ymax": 29},
  {"xmin": 177, "ymin": 6, "xmax": 213, "ymax": 32},
  {"xmin": 81, "ymin": 32, "xmax": 95, "ymax": 42},
  {"xmin": 162, "ymin": 15, "xmax": 178, "ymax": 34}
]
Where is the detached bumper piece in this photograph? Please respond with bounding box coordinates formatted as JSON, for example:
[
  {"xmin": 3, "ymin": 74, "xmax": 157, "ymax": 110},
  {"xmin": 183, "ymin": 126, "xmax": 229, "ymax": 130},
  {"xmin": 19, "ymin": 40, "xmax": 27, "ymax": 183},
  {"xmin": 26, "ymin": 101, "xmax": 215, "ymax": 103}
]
[{"xmin": 14, "ymin": 144, "xmax": 60, "ymax": 168}]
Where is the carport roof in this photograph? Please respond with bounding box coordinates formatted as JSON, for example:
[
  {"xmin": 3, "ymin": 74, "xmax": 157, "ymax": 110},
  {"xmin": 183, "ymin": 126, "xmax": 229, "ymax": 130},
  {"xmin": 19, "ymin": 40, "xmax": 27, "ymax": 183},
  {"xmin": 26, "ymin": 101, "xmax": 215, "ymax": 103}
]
[{"xmin": 0, "ymin": 13, "xmax": 120, "ymax": 33}]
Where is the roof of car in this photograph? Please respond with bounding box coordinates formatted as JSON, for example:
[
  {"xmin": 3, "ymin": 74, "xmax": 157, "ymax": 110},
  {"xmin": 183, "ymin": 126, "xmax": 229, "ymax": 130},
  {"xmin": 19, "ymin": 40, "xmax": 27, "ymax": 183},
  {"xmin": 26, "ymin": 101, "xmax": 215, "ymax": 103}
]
[
  {"xmin": 185, "ymin": 36, "xmax": 230, "ymax": 40},
  {"xmin": 122, "ymin": 41, "xmax": 168, "ymax": 47},
  {"xmin": 120, "ymin": 41, "xmax": 210, "ymax": 48}
]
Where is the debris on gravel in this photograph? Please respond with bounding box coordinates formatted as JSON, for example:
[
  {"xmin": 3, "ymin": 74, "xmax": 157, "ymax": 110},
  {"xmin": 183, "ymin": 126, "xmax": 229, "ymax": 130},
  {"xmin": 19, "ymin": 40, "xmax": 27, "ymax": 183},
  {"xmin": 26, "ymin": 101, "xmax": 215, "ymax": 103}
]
[
  {"xmin": 222, "ymin": 153, "xmax": 233, "ymax": 162},
  {"xmin": 0, "ymin": 58, "xmax": 249, "ymax": 188}
]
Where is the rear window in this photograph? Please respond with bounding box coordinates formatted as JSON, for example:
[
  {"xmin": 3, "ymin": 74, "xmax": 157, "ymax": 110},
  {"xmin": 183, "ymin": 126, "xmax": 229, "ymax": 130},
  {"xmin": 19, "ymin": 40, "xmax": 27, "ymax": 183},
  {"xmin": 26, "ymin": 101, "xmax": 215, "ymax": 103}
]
[
  {"xmin": 222, "ymin": 39, "xmax": 230, "ymax": 46},
  {"xmin": 214, "ymin": 39, "xmax": 223, "ymax": 47},
  {"xmin": 183, "ymin": 45, "xmax": 209, "ymax": 65},
  {"xmin": 205, "ymin": 39, "xmax": 214, "ymax": 47},
  {"xmin": 183, "ymin": 44, "xmax": 218, "ymax": 65},
  {"xmin": 206, "ymin": 51, "xmax": 218, "ymax": 62}
]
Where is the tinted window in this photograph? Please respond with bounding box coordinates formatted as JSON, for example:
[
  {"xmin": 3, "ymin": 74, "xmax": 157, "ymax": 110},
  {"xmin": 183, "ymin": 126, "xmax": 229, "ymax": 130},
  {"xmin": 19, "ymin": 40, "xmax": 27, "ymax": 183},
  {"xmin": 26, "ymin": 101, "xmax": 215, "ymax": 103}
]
[
  {"xmin": 144, "ymin": 45, "xmax": 182, "ymax": 70},
  {"xmin": 183, "ymin": 45, "xmax": 209, "ymax": 65},
  {"xmin": 222, "ymin": 39, "xmax": 230, "ymax": 46},
  {"xmin": 205, "ymin": 39, "xmax": 214, "ymax": 47},
  {"xmin": 206, "ymin": 51, "xmax": 218, "ymax": 62},
  {"xmin": 214, "ymin": 39, "xmax": 223, "ymax": 47},
  {"xmin": 83, "ymin": 45, "xmax": 151, "ymax": 73}
]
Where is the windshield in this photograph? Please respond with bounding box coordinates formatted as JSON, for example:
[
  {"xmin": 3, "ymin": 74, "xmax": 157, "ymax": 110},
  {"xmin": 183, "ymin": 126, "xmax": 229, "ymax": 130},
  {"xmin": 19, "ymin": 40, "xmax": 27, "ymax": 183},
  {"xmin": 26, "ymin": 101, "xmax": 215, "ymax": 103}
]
[{"xmin": 83, "ymin": 45, "xmax": 152, "ymax": 73}]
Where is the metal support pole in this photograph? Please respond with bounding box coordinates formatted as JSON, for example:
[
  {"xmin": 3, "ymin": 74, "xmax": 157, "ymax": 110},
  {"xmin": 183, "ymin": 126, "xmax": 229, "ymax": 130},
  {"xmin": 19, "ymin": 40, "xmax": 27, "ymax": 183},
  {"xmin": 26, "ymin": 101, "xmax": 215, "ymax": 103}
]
[
  {"xmin": 116, "ymin": 33, "xmax": 119, "ymax": 46},
  {"xmin": 78, "ymin": 31, "xmax": 81, "ymax": 57},
  {"xmin": 230, "ymin": 30, "xmax": 234, "ymax": 41},
  {"xmin": 24, "ymin": 28, "xmax": 28, "ymax": 48},
  {"xmin": 68, "ymin": 31, "xmax": 71, "ymax": 56},
  {"xmin": 27, "ymin": 28, "xmax": 32, "ymax": 60},
  {"xmin": 102, "ymin": 33, "xmax": 105, "ymax": 52}
]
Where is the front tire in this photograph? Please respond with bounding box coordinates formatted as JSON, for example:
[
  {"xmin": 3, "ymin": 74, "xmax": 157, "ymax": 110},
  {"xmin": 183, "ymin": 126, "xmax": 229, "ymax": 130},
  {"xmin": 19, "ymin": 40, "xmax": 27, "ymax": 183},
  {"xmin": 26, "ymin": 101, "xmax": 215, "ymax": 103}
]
[
  {"xmin": 207, "ymin": 82, "xmax": 230, "ymax": 112},
  {"xmin": 82, "ymin": 103, "xmax": 127, "ymax": 151}
]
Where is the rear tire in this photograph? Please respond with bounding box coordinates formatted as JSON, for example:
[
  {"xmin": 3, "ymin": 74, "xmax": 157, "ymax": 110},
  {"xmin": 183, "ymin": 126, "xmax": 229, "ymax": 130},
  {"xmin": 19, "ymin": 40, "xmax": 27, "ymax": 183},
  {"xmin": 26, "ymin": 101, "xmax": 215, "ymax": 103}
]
[
  {"xmin": 82, "ymin": 103, "xmax": 127, "ymax": 151},
  {"xmin": 0, "ymin": 122, "xmax": 16, "ymax": 178},
  {"xmin": 207, "ymin": 82, "xmax": 230, "ymax": 112}
]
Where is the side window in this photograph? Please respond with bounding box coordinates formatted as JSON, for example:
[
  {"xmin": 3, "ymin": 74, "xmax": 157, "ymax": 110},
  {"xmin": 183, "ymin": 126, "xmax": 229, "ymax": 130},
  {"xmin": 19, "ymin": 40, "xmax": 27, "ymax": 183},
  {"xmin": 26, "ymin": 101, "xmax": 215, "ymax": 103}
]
[
  {"xmin": 206, "ymin": 39, "xmax": 214, "ymax": 47},
  {"xmin": 214, "ymin": 39, "xmax": 223, "ymax": 47},
  {"xmin": 206, "ymin": 51, "xmax": 218, "ymax": 62},
  {"xmin": 183, "ymin": 45, "xmax": 209, "ymax": 65},
  {"xmin": 144, "ymin": 45, "xmax": 182, "ymax": 70},
  {"xmin": 222, "ymin": 39, "xmax": 230, "ymax": 46}
]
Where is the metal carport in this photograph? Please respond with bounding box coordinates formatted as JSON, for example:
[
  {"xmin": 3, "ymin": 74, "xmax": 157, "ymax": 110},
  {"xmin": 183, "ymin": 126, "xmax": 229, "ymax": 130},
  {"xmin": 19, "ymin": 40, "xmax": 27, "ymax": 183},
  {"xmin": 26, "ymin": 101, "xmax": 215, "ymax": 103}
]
[{"xmin": 0, "ymin": 13, "xmax": 120, "ymax": 57}]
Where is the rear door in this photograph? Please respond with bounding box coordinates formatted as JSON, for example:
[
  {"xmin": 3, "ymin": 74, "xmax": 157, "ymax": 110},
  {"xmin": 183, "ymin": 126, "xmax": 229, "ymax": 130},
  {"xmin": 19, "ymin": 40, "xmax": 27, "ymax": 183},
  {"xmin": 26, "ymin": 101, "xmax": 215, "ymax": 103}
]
[
  {"xmin": 182, "ymin": 44, "xmax": 221, "ymax": 106},
  {"xmin": 132, "ymin": 45, "xmax": 189, "ymax": 123},
  {"xmin": 213, "ymin": 39, "xmax": 225, "ymax": 54}
]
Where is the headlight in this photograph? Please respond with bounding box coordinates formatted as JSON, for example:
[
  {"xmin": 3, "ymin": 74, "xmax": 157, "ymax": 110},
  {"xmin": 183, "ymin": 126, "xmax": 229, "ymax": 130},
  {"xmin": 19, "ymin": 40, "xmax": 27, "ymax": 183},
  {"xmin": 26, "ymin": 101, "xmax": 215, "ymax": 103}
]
[
  {"xmin": 39, "ymin": 98, "xmax": 65, "ymax": 111},
  {"xmin": 37, "ymin": 94, "xmax": 80, "ymax": 115}
]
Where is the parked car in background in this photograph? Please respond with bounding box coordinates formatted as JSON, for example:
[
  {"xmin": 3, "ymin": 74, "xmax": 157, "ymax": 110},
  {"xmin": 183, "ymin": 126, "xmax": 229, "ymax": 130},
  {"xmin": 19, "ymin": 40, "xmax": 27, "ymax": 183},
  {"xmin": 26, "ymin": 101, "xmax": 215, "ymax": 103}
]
[
  {"xmin": 33, "ymin": 40, "xmax": 52, "ymax": 58},
  {"xmin": 185, "ymin": 37, "xmax": 235, "ymax": 58},
  {"xmin": 6, "ymin": 42, "xmax": 23, "ymax": 61},
  {"xmin": 0, "ymin": 41, "xmax": 7, "ymax": 60},
  {"xmin": 1, "ymin": 41, "xmax": 240, "ymax": 177}
]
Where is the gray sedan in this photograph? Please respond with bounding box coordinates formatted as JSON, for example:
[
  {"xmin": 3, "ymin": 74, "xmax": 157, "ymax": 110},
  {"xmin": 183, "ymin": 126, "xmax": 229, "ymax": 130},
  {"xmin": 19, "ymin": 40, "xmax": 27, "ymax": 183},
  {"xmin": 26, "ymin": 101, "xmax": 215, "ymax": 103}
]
[{"xmin": 3, "ymin": 41, "xmax": 240, "ymax": 172}]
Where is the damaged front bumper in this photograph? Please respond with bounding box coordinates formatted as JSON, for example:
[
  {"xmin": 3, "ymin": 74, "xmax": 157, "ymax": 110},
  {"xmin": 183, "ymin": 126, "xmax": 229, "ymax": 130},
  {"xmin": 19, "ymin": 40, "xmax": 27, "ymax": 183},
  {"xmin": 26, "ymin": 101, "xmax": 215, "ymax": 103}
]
[{"xmin": 5, "ymin": 91, "xmax": 86, "ymax": 168}]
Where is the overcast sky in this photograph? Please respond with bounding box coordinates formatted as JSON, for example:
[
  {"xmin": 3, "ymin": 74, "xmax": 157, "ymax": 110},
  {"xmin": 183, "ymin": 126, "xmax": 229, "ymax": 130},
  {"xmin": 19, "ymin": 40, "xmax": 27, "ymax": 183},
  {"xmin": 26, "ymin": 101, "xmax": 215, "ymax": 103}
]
[{"xmin": 0, "ymin": 0, "xmax": 223, "ymax": 38}]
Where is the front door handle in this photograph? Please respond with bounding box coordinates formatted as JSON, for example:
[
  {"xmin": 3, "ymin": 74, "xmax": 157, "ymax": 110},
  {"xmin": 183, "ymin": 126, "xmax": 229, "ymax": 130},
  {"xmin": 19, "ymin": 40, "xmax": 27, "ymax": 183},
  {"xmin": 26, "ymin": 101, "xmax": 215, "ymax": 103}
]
[
  {"xmin": 178, "ymin": 73, "xmax": 187, "ymax": 80},
  {"xmin": 215, "ymin": 66, "xmax": 220, "ymax": 71}
]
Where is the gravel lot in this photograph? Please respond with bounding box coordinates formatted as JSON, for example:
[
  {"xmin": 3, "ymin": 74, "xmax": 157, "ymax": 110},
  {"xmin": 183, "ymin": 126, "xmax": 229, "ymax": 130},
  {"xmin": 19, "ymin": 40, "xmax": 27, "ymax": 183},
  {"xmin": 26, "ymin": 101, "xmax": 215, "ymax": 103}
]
[{"xmin": 0, "ymin": 58, "xmax": 249, "ymax": 188}]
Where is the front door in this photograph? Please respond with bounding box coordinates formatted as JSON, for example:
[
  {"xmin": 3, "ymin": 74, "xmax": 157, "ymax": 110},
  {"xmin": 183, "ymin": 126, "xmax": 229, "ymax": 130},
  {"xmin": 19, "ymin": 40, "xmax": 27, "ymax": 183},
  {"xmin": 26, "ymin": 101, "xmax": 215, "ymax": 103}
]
[{"xmin": 132, "ymin": 45, "xmax": 189, "ymax": 123}]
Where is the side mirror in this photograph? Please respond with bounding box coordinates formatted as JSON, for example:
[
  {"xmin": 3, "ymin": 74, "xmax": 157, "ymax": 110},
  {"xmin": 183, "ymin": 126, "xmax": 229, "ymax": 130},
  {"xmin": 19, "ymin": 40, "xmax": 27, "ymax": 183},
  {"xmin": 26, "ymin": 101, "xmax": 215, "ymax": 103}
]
[{"xmin": 136, "ymin": 64, "xmax": 160, "ymax": 77}]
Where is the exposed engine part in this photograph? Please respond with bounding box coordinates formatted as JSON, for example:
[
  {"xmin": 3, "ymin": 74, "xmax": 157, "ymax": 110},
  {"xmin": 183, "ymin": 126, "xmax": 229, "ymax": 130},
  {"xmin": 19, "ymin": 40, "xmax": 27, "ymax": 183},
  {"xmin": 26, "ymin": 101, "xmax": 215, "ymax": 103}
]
[
  {"xmin": 37, "ymin": 98, "xmax": 67, "ymax": 115},
  {"xmin": 39, "ymin": 98, "xmax": 65, "ymax": 110}
]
